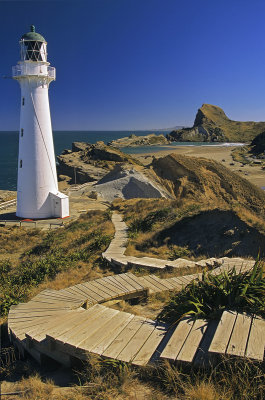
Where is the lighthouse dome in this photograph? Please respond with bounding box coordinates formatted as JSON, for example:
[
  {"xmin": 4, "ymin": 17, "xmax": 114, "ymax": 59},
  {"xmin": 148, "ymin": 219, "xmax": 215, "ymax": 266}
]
[
  {"xmin": 21, "ymin": 25, "xmax": 46, "ymax": 43},
  {"xmin": 20, "ymin": 25, "xmax": 47, "ymax": 62}
]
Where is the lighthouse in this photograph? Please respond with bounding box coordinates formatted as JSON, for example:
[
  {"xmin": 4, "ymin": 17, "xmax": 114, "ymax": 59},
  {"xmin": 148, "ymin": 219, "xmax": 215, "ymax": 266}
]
[{"xmin": 12, "ymin": 26, "xmax": 69, "ymax": 219}]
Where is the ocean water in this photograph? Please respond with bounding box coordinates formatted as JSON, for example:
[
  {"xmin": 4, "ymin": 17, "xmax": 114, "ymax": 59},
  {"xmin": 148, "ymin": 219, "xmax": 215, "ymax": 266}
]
[{"xmin": 0, "ymin": 130, "xmax": 243, "ymax": 191}]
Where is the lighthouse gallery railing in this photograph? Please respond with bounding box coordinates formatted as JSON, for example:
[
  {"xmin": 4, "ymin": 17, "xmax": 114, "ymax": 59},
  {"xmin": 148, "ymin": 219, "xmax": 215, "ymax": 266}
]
[{"xmin": 12, "ymin": 65, "xmax": 55, "ymax": 80}]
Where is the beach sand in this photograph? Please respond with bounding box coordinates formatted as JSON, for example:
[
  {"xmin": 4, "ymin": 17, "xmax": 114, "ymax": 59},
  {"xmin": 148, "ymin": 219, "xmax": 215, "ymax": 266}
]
[{"xmin": 133, "ymin": 145, "xmax": 265, "ymax": 189}]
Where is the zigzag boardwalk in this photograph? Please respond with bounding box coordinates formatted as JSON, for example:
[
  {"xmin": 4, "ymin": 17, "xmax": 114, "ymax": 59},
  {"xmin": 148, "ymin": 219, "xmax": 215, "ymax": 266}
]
[{"xmin": 8, "ymin": 212, "xmax": 263, "ymax": 368}]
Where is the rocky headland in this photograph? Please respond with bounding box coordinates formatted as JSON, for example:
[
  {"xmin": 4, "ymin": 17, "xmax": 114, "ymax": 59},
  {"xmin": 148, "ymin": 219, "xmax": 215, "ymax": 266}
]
[
  {"xmin": 57, "ymin": 141, "xmax": 141, "ymax": 184},
  {"xmin": 108, "ymin": 133, "xmax": 169, "ymax": 148},
  {"xmin": 167, "ymin": 104, "xmax": 265, "ymax": 143}
]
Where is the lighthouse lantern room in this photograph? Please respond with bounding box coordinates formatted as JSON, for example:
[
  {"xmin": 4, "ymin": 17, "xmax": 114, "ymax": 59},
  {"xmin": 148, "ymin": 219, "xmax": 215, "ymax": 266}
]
[{"xmin": 12, "ymin": 26, "xmax": 69, "ymax": 219}]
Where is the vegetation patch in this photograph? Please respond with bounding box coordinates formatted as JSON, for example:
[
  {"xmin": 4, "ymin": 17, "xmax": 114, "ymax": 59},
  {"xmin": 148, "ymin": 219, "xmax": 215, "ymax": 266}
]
[
  {"xmin": 158, "ymin": 261, "xmax": 265, "ymax": 323},
  {"xmin": 0, "ymin": 210, "xmax": 114, "ymax": 317}
]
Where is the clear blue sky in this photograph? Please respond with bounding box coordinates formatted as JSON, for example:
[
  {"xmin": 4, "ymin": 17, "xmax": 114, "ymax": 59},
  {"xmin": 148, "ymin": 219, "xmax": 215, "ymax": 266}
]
[{"xmin": 1, "ymin": 0, "xmax": 265, "ymax": 130}]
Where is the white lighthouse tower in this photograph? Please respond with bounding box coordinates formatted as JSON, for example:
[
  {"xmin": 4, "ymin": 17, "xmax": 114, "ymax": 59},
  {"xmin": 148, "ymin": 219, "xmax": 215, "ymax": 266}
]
[{"xmin": 12, "ymin": 25, "xmax": 69, "ymax": 219}]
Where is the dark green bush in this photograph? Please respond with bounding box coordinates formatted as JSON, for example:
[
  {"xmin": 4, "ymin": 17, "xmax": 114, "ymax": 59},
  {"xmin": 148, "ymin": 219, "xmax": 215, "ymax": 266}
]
[{"xmin": 158, "ymin": 260, "xmax": 265, "ymax": 323}]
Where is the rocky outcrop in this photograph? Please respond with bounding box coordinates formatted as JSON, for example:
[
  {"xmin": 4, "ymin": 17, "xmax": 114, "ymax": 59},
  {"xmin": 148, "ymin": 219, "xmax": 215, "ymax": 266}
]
[
  {"xmin": 57, "ymin": 142, "xmax": 140, "ymax": 184},
  {"xmin": 251, "ymin": 131, "xmax": 265, "ymax": 154},
  {"xmin": 108, "ymin": 134, "xmax": 169, "ymax": 148},
  {"xmin": 167, "ymin": 104, "xmax": 265, "ymax": 143},
  {"xmin": 94, "ymin": 164, "xmax": 168, "ymax": 202}
]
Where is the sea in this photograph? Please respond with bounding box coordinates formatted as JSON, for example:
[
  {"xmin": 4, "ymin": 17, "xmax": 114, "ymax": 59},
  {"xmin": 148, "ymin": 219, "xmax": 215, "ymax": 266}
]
[{"xmin": 0, "ymin": 130, "xmax": 243, "ymax": 191}]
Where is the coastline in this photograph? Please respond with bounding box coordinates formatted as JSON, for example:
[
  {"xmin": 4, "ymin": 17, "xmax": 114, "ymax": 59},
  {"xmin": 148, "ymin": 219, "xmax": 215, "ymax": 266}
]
[{"xmin": 132, "ymin": 144, "xmax": 265, "ymax": 189}]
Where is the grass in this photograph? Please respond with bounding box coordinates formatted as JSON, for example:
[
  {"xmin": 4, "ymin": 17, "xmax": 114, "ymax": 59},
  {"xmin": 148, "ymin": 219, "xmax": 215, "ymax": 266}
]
[
  {"xmin": 158, "ymin": 260, "xmax": 265, "ymax": 323},
  {"xmin": 112, "ymin": 196, "xmax": 265, "ymax": 260},
  {"xmin": 2, "ymin": 353, "xmax": 265, "ymax": 399},
  {"xmin": 0, "ymin": 209, "xmax": 114, "ymax": 317}
]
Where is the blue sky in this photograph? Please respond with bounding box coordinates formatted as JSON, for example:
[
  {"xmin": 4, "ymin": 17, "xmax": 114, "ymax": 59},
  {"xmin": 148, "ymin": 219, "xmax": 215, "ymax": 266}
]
[{"xmin": 1, "ymin": 0, "xmax": 265, "ymax": 130}]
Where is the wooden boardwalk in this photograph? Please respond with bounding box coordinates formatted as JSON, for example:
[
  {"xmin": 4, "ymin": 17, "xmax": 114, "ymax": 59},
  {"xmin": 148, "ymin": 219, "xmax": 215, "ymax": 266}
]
[
  {"xmin": 8, "ymin": 211, "xmax": 262, "ymax": 368},
  {"xmin": 102, "ymin": 212, "xmax": 255, "ymax": 274},
  {"xmin": 8, "ymin": 267, "xmax": 264, "ymax": 368}
]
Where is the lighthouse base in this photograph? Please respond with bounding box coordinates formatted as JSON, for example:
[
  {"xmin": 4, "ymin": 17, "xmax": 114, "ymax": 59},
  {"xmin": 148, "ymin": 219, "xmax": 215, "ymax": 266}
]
[{"xmin": 16, "ymin": 191, "xmax": 69, "ymax": 219}]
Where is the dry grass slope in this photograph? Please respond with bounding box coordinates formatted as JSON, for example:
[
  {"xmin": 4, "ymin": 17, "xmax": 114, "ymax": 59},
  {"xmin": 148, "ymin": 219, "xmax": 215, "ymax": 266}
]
[{"xmin": 113, "ymin": 153, "xmax": 265, "ymax": 259}]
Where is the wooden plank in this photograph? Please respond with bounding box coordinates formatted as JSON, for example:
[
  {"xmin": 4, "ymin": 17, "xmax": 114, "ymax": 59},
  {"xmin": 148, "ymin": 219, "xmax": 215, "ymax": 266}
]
[
  {"xmin": 35, "ymin": 291, "xmax": 80, "ymax": 302},
  {"xmin": 29, "ymin": 297, "xmax": 82, "ymax": 306},
  {"xmin": 145, "ymin": 275, "xmax": 170, "ymax": 291},
  {"xmin": 99, "ymin": 275, "xmax": 127, "ymax": 292},
  {"xmin": 132, "ymin": 323, "xmax": 167, "ymax": 366},
  {"xmin": 111, "ymin": 274, "xmax": 136, "ymax": 292},
  {"xmin": 155, "ymin": 277, "xmax": 176, "ymax": 290},
  {"xmin": 118, "ymin": 273, "xmax": 143, "ymax": 291},
  {"xmin": 9, "ymin": 316, "xmax": 53, "ymax": 330},
  {"xmin": 33, "ymin": 289, "xmax": 78, "ymax": 300},
  {"xmin": 103, "ymin": 316, "xmax": 146, "ymax": 359},
  {"xmin": 67, "ymin": 284, "xmax": 96, "ymax": 299},
  {"xmin": 124, "ymin": 273, "xmax": 145, "ymax": 291},
  {"xmin": 88, "ymin": 280, "xmax": 117, "ymax": 298},
  {"xmin": 176, "ymin": 275, "xmax": 194, "ymax": 285},
  {"xmin": 193, "ymin": 320, "xmax": 219, "ymax": 367},
  {"xmin": 80, "ymin": 311, "xmax": 133, "ymax": 353},
  {"xmin": 117, "ymin": 319, "xmax": 156, "ymax": 363},
  {"xmin": 91, "ymin": 314, "xmax": 134, "ymax": 355},
  {"xmin": 8, "ymin": 310, "xmax": 67, "ymax": 320},
  {"xmin": 226, "ymin": 313, "xmax": 252, "ymax": 357},
  {"xmin": 56, "ymin": 307, "xmax": 117, "ymax": 346},
  {"xmin": 209, "ymin": 311, "xmax": 237, "ymax": 355},
  {"xmin": 26, "ymin": 311, "xmax": 85, "ymax": 342},
  {"xmin": 63, "ymin": 286, "xmax": 88, "ymax": 299},
  {"xmin": 138, "ymin": 277, "xmax": 160, "ymax": 293},
  {"xmin": 170, "ymin": 277, "xmax": 187, "ymax": 289},
  {"xmin": 78, "ymin": 282, "xmax": 106, "ymax": 302},
  {"xmin": 160, "ymin": 318, "xmax": 194, "ymax": 361},
  {"xmin": 45, "ymin": 307, "xmax": 104, "ymax": 342},
  {"xmin": 94, "ymin": 278, "xmax": 124, "ymax": 296},
  {"xmin": 245, "ymin": 316, "xmax": 265, "ymax": 361},
  {"xmin": 8, "ymin": 304, "xmax": 70, "ymax": 313},
  {"xmin": 165, "ymin": 278, "xmax": 183, "ymax": 290},
  {"xmin": 83, "ymin": 282, "xmax": 110, "ymax": 301},
  {"xmin": 59, "ymin": 287, "xmax": 85, "ymax": 298},
  {"xmin": 56, "ymin": 289, "xmax": 83, "ymax": 300},
  {"xmin": 177, "ymin": 319, "xmax": 208, "ymax": 363}
]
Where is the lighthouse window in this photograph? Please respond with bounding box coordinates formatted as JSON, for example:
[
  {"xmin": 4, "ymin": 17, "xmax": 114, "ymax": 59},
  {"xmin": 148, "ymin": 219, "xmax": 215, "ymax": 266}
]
[
  {"xmin": 21, "ymin": 128, "xmax": 24, "ymax": 137},
  {"xmin": 24, "ymin": 41, "xmax": 44, "ymax": 62},
  {"xmin": 20, "ymin": 160, "xmax": 22, "ymax": 168},
  {"xmin": 22, "ymin": 97, "xmax": 25, "ymax": 106}
]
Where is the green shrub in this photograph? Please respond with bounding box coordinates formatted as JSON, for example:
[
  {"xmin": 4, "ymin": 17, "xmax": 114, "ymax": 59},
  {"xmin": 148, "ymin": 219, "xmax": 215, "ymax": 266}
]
[{"xmin": 158, "ymin": 260, "xmax": 265, "ymax": 323}]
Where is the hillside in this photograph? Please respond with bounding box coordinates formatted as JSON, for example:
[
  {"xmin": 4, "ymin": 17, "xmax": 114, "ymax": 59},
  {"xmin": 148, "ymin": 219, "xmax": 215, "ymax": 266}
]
[
  {"xmin": 167, "ymin": 104, "xmax": 265, "ymax": 142},
  {"xmin": 114, "ymin": 153, "xmax": 265, "ymax": 259},
  {"xmin": 151, "ymin": 153, "xmax": 265, "ymax": 213}
]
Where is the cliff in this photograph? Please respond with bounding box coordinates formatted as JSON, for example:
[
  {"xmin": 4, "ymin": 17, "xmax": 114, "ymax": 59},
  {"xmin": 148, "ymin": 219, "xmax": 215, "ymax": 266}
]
[
  {"xmin": 108, "ymin": 133, "xmax": 169, "ymax": 148},
  {"xmin": 167, "ymin": 104, "xmax": 265, "ymax": 142}
]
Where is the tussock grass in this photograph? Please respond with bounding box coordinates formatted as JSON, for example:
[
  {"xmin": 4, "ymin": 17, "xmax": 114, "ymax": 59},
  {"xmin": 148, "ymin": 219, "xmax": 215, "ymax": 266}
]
[{"xmin": 0, "ymin": 210, "xmax": 114, "ymax": 317}]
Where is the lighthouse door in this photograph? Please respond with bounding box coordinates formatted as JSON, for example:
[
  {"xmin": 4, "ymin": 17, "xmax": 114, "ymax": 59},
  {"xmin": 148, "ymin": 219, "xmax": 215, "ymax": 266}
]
[{"xmin": 53, "ymin": 199, "xmax": 61, "ymax": 217}]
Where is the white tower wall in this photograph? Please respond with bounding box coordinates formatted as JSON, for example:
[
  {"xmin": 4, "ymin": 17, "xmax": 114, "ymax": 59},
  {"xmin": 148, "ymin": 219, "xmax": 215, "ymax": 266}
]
[{"xmin": 13, "ymin": 28, "xmax": 69, "ymax": 219}]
